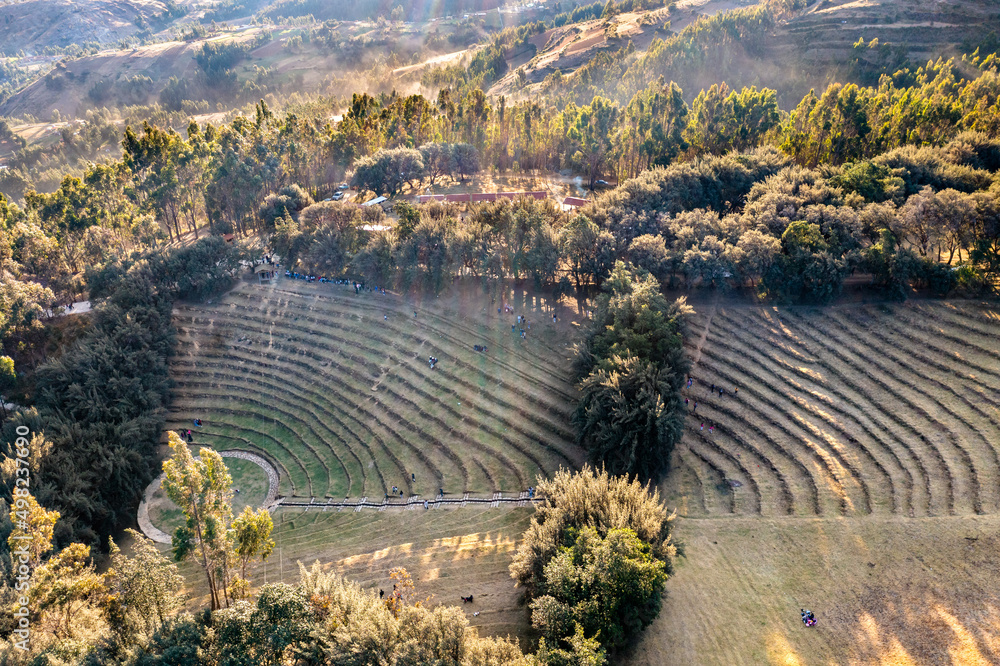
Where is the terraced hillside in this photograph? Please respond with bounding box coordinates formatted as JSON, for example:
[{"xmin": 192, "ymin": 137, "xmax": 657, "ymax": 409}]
[
  {"xmin": 163, "ymin": 292, "xmax": 1000, "ymax": 660},
  {"xmin": 777, "ymin": 0, "xmax": 999, "ymax": 66},
  {"xmin": 667, "ymin": 300, "xmax": 1000, "ymax": 520},
  {"xmin": 164, "ymin": 279, "xmax": 586, "ymax": 501}
]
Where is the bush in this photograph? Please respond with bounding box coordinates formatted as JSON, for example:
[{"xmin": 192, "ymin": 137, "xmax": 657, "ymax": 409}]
[{"xmin": 511, "ymin": 466, "xmax": 676, "ymax": 657}]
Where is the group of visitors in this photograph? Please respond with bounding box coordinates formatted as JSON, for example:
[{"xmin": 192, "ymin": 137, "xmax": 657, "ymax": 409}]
[
  {"xmin": 494, "ymin": 299, "xmax": 563, "ymax": 341},
  {"xmin": 681, "ymin": 378, "xmax": 741, "ymax": 436},
  {"xmin": 285, "ymin": 271, "xmax": 320, "ymax": 282},
  {"xmin": 281, "ymin": 272, "xmax": 389, "ymax": 297},
  {"xmin": 707, "ymin": 382, "xmax": 738, "ymax": 398},
  {"xmin": 473, "ymin": 345, "xmax": 489, "ymax": 352},
  {"xmin": 428, "ymin": 355, "xmax": 439, "ymax": 368},
  {"xmin": 684, "ymin": 377, "xmax": 739, "ymax": 410}
]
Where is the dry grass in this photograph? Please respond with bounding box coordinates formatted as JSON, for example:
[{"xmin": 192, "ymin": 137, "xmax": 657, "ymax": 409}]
[
  {"xmin": 630, "ymin": 515, "xmax": 1000, "ymax": 665},
  {"xmin": 171, "ymin": 505, "xmax": 536, "ymax": 641}
]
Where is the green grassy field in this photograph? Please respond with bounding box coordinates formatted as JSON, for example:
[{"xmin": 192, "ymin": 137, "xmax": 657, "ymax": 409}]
[{"xmin": 667, "ymin": 301, "xmax": 1000, "ymax": 520}]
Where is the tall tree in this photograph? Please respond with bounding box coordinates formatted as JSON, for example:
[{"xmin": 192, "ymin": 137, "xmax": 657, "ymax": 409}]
[
  {"xmin": 162, "ymin": 432, "xmax": 235, "ymax": 610},
  {"xmin": 567, "ymin": 97, "xmax": 619, "ymax": 190},
  {"xmin": 232, "ymin": 506, "xmax": 275, "ymax": 582}
]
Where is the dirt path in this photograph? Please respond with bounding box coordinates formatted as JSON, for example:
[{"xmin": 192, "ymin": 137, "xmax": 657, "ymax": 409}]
[{"xmin": 691, "ymin": 301, "xmax": 717, "ymax": 367}]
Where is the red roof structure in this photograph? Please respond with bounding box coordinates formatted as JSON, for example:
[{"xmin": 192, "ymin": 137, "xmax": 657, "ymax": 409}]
[{"xmin": 563, "ymin": 197, "xmax": 589, "ymax": 208}]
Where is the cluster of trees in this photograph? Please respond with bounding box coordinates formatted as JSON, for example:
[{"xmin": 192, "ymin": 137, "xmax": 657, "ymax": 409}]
[
  {"xmin": 275, "ymin": 138, "xmax": 1000, "ymax": 304},
  {"xmin": 0, "ymin": 488, "xmax": 188, "ymax": 662},
  {"xmin": 0, "ymin": 190, "xmax": 58, "ymax": 367},
  {"xmin": 6, "ymin": 47, "xmax": 1000, "ymax": 288},
  {"xmin": 272, "ymin": 196, "xmax": 569, "ymax": 297},
  {"xmin": 350, "ymin": 142, "xmax": 481, "ymax": 195},
  {"xmin": 510, "ymin": 466, "xmax": 677, "ymax": 662},
  {"xmin": 595, "ymin": 142, "xmax": 1000, "ymax": 301},
  {"xmin": 574, "ymin": 263, "xmax": 690, "ymax": 479},
  {"xmin": 0, "ymin": 456, "xmax": 673, "ymax": 665}
]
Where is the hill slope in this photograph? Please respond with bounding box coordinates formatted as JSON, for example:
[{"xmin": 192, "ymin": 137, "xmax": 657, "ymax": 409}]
[
  {"xmin": 0, "ymin": 0, "xmax": 190, "ymax": 55},
  {"xmin": 494, "ymin": 0, "xmax": 1000, "ymax": 105}
]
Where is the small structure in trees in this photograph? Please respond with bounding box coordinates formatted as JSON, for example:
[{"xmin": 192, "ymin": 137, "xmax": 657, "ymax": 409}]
[{"xmin": 255, "ymin": 264, "xmax": 275, "ymax": 285}]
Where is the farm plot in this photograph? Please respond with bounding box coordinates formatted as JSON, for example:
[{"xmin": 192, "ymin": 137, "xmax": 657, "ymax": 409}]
[
  {"xmin": 667, "ymin": 300, "xmax": 1000, "ymax": 520},
  {"xmin": 164, "ymin": 279, "xmax": 586, "ymax": 501}
]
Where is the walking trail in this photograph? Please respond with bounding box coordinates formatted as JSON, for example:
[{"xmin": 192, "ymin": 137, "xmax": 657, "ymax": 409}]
[{"xmin": 691, "ymin": 301, "xmax": 717, "ymax": 367}]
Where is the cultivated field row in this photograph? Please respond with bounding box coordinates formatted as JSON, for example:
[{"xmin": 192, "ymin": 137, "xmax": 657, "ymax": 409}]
[{"xmin": 671, "ymin": 301, "xmax": 1000, "ymax": 518}]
